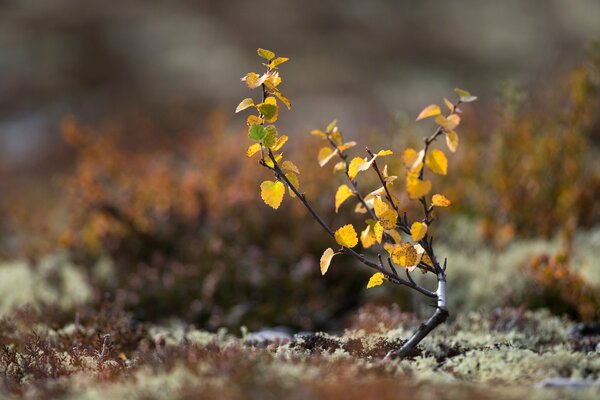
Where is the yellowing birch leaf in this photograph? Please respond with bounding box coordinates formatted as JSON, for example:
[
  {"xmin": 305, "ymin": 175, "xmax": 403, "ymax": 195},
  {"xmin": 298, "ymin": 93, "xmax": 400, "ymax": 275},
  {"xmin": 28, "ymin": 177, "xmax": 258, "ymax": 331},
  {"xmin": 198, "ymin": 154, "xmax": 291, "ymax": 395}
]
[
  {"xmin": 269, "ymin": 57, "xmax": 289, "ymax": 69},
  {"xmin": 335, "ymin": 184, "xmax": 354, "ymax": 212},
  {"xmin": 318, "ymin": 147, "xmax": 338, "ymax": 167},
  {"xmin": 320, "ymin": 248, "xmax": 335, "ymax": 275},
  {"xmin": 374, "ymin": 197, "xmax": 398, "ymax": 229},
  {"xmin": 281, "ymin": 160, "xmax": 300, "ymax": 174},
  {"xmin": 406, "ymin": 173, "xmax": 432, "ymax": 199},
  {"xmin": 435, "ymin": 114, "xmax": 461, "ymax": 131},
  {"xmin": 416, "ymin": 104, "xmax": 441, "ymax": 121},
  {"xmin": 376, "ymin": 149, "xmax": 394, "ymax": 156},
  {"xmin": 242, "ymin": 72, "xmax": 266, "ymax": 89},
  {"xmin": 285, "ymin": 172, "xmax": 299, "ymax": 198},
  {"xmin": 407, "ymin": 244, "xmax": 425, "ymax": 272},
  {"xmin": 257, "ymin": 97, "xmax": 278, "ymax": 123},
  {"xmin": 443, "ymin": 98, "xmax": 454, "ymax": 111},
  {"xmin": 367, "ymin": 272, "xmax": 385, "ymax": 289},
  {"xmin": 246, "ymin": 143, "xmax": 261, "ymax": 158},
  {"xmin": 374, "ymin": 221, "xmax": 384, "ymax": 244},
  {"xmin": 386, "ymin": 229, "xmax": 402, "ymax": 244},
  {"xmin": 235, "ymin": 98, "xmax": 255, "ymax": 113},
  {"xmin": 348, "ymin": 157, "xmax": 366, "ymax": 180},
  {"xmin": 330, "ymin": 130, "xmax": 343, "ymax": 146},
  {"xmin": 333, "ymin": 161, "xmax": 346, "ymax": 173},
  {"xmin": 326, "ymin": 120, "xmax": 337, "ymax": 133},
  {"xmin": 411, "ymin": 222, "xmax": 428, "ymax": 242},
  {"xmin": 257, "ymin": 48, "xmax": 275, "ymax": 60},
  {"xmin": 389, "ymin": 242, "xmax": 418, "ymax": 267},
  {"xmin": 426, "ymin": 149, "xmax": 448, "ymax": 175},
  {"xmin": 271, "ymin": 88, "xmax": 291, "ymax": 109},
  {"xmin": 432, "ymin": 194, "xmax": 451, "ymax": 207},
  {"xmin": 355, "ymin": 202, "xmax": 368, "ymax": 214},
  {"xmin": 272, "ymin": 135, "xmax": 288, "ymax": 151},
  {"xmin": 360, "ymin": 221, "xmax": 376, "ymax": 249},
  {"xmin": 334, "ymin": 224, "xmax": 358, "ymax": 248},
  {"xmin": 264, "ymin": 72, "xmax": 281, "ymax": 89},
  {"xmin": 446, "ymin": 130, "xmax": 459, "ymax": 153},
  {"xmin": 260, "ymin": 181, "xmax": 285, "ymax": 209},
  {"xmin": 402, "ymin": 148, "xmax": 425, "ymax": 172},
  {"xmin": 247, "ymin": 115, "xmax": 263, "ymax": 126},
  {"xmin": 310, "ymin": 129, "xmax": 327, "ymax": 138},
  {"xmin": 264, "ymin": 153, "xmax": 283, "ymax": 168},
  {"xmin": 338, "ymin": 141, "xmax": 357, "ymax": 151}
]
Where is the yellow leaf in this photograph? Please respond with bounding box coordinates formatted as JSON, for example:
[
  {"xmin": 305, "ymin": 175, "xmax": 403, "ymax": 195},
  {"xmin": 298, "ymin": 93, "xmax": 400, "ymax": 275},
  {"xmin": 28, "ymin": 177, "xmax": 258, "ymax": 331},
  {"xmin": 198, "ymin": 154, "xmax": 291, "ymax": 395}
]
[
  {"xmin": 247, "ymin": 115, "xmax": 263, "ymax": 126},
  {"xmin": 360, "ymin": 223, "xmax": 376, "ymax": 249},
  {"xmin": 338, "ymin": 141, "xmax": 357, "ymax": 151},
  {"xmin": 269, "ymin": 57, "xmax": 289, "ymax": 69},
  {"xmin": 320, "ymin": 248, "xmax": 335, "ymax": 275},
  {"xmin": 264, "ymin": 152, "xmax": 283, "ymax": 168},
  {"xmin": 406, "ymin": 173, "xmax": 432, "ymax": 199},
  {"xmin": 264, "ymin": 72, "xmax": 281, "ymax": 89},
  {"xmin": 326, "ymin": 120, "xmax": 337, "ymax": 133},
  {"xmin": 446, "ymin": 131, "xmax": 459, "ymax": 153},
  {"xmin": 367, "ymin": 272, "xmax": 385, "ymax": 289},
  {"xmin": 376, "ymin": 149, "xmax": 394, "ymax": 157},
  {"xmin": 242, "ymin": 72, "xmax": 266, "ymax": 89},
  {"xmin": 416, "ymin": 104, "xmax": 441, "ymax": 121},
  {"xmin": 410, "ymin": 222, "xmax": 428, "ymax": 242},
  {"xmin": 407, "ymin": 244, "xmax": 425, "ymax": 272},
  {"xmin": 235, "ymin": 98, "xmax": 255, "ymax": 113},
  {"xmin": 426, "ymin": 149, "xmax": 448, "ymax": 175},
  {"xmin": 271, "ymin": 88, "xmax": 291, "ymax": 109},
  {"xmin": 387, "ymin": 243, "xmax": 418, "ymax": 267},
  {"xmin": 374, "ymin": 221, "xmax": 384, "ymax": 244},
  {"xmin": 335, "ymin": 184, "xmax": 355, "ymax": 213},
  {"xmin": 318, "ymin": 147, "xmax": 338, "ymax": 167},
  {"xmin": 281, "ymin": 160, "xmax": 300, "ymax": 174},
  {"xmin": 333, "ymin": 161, "xmax": 346, "ymax": 173},
  {"xmin": 311, "ymin": 129, "xmax": 327, "ymax": 138},
  {"xmin": 246, "ymin": 143, "xmax": 262, "ymax": 158},
  {"xmin": 454, "ymin": 88, "xmax": 470, "ymax": 97},
  {"xmin": 260, "ymin": 180, "xmax": 285, "ymax": 209},
  {"xmin": 348, "ymin": 157, "xmax": 366, "ymax": 180},
  {"xmin": 432, "ymin": 194, "xmax": 451, "ymax": 207},
  {"xmin": 272, "ymin": 135, "xmax": 288, "ymax": 151},
  {"xmin": 355, "ymin": 202, "xmax": 368, "ymax": 214},
  {"xmin": 443, "ymin": 97, "xmax": 454, "ymax": 111},
  {"xmin": 334, "ymin": 224, "xmax": 358, "ymax": 248},
  {"xmin": 402, "ymin": 148, "xmax": 424, "ymax": 171},
  {"xmin": 373, "ymin": 197, "xmax": 398, "ymax": 229},
  {"xmin": 285, "ymin": 172, "xmax": 299, "ymax": 198},
  {"xmin": 257, "ymin": 48, "xmax": 275, "ymax": 60},
  {"xmin": 435, "ymin": 114, "xmax": 460, "ymax": 131}
]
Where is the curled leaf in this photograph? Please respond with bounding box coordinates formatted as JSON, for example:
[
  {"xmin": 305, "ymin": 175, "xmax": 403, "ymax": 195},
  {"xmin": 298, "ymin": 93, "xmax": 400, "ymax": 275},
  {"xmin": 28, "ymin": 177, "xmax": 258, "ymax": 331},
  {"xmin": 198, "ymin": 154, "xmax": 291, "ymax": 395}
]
[
  {"xmin": 242, "ymin": 72, "xmax": 267, "ymax": 89},
  {"xmin": 320, "ymin": 248, "xmax": 336, "ymax": 275},
  {"xmin": 348, "ymin": 157, "xmax": 366, "ymax": 180},
  {"xmin": 246, "ymin": 143, "xmax": 262, "ymax": 158},
  {"xmin": 446, "ymin": 130, "xmax": 459, "ymax": 153},
  {"xmin": 416, "ymin": 104, "xmax": 441, "ymax": 121},
  {"xmin": 235, "ymin": 98, "xmax": 255, "ymax": 113},
  {"xmin": 318, "ymin": 147, "xmax": 338, "ymax": 167},
  {"xmin": 269, "ymin": 57, "xmax": 289, "ymax": 69}
]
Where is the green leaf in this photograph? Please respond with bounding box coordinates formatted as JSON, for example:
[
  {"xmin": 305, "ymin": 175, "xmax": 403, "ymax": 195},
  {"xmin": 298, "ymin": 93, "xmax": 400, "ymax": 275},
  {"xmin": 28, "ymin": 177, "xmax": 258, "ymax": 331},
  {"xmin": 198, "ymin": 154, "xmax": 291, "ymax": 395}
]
[
  {"xmin": 326, "ymin": 120, "xmax": 337, "ymax": 133},
  {"xmin": 248, "ymin": 123, "xmax": 266, "ymax": 141},
  {"xmin": 262, "ymin": 125, "xmax": 278, "ymax": 148},
  {"xmin": 257, "ymin": 48, "xmax": 275, "ymax": 60}
]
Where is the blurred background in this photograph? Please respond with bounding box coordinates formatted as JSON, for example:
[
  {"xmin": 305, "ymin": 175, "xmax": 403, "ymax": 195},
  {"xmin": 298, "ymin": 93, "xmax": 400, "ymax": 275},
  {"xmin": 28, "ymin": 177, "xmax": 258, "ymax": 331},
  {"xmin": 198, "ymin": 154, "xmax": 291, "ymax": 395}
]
[{"xmin": 0, "ymin": 0, "xmax": 599, "ymax": 331}]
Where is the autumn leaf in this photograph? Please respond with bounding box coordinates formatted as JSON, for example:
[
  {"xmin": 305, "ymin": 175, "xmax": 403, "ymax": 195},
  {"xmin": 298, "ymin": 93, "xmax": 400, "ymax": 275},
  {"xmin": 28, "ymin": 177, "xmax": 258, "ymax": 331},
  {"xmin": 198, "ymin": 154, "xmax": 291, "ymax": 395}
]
[
  {"xmin": 386, "ymin": 242, "xmax": 418, "ymax": 267},
  {"xmin": 318, "ymin": 147, "xmax": 338, "ymax": 167},
  {"xmin": 443, "ymin": 98, "xmax": 454, "ymax": 111},
  {"xmin": 374, "ymin": 221, "xmax": 384, "ymax": 244},
  {"xmin": 360, "ymin": 221, "xmax": 376, "ymax": 249},
  {"xmin": 247, "ymin": 115, "xmax": 263, "ymax": 126},
  {"xmin": 320, "ymin": 248, "xmax": 336, "ymax": 275},
  {"xmin": 285, "ymin": 172, "xmax": 299, "ymax": 198},
  {"xmin": 257, "ymin": 97, "xmax": 279, "ymax": 123},
  {"xmin": 260, "ymin": 180, "xmax": 285, "ymax": 209},
  {"xmin": 272, "ymin": 135, "xmax": 288, "ymax": 151},
  {"xmin": 435, "ymin": 114, "xmax": 460, "ymax": 131},
  {"xmin": 242, "ymin": 72, "xmax": 267, "ymax": 89},
  {"xmin": 334, "ymin": 224, "xmax": 358, "ymax": 248},
  {"xmin": 402, "ymin": 148, "xmax": 424, "ymax": 172},
  {"xmin": 432, "ymin": 194, "xmax": 451, "ymax": 207},
  {"xmin": 454, "ymin": 88, "xmax": 477, "ymax": 102},
  {"xmin": 269, "ymin": 57, "xmax": 289, "ymax": 69},
  {"xmin": 446, "ymin": 130, "xmax": 459, "ymax": 153},
  {"xmin": 235, "ymin": 98, "xmax": 254, "ymax": 113},
  {"xmin": 406, "ymin": 173, "xmax": 432, "ymax": 199},
  {"xmin": 246, "ymin": 143, "xmax": 261, "ymax": 157},
  {"xmin": 411, "ymin": 222, "xmax": 428, "ymax": 242},
  {"xmin": 271, "ymin": 88, "xmax": 291, "ymax": 109},
  {"xmin": 426, "ymin": 149, "xmax": 448, "ymax": 175},
  {"xmin": 335, "ymin": 184, "xmax": 355, "ymax": 213},
  {"xmin": 416, "ymin": 104, "xmax": 441, "ymax": 121},
  {"xmin": 367, "ymin": 272, "xmax": 385, "ymax": 289},
  {"xmin": 338, "ymin": 141, "xmax": 357, "ymax": 151},
  {"xmin": 281, "ymin": 160, "xmax": 300, "ymax": 174},
  {"xmin": 310, "ymin": 129, "xmax": 327, "ymax": 138},
  {"xmin": 257, "ymin": 48, "xmax": 275, "ymax": 60},
  {"xmin": 326, "ymin": 119, "xmax": 337, "ymax": 133},
  {"xmin": 348, "ymin": 157, "xmax": 366, "ymax": 180},
  {"xmin": 374, "ymin": 197, "xmax": 398, "ymax": 229}
]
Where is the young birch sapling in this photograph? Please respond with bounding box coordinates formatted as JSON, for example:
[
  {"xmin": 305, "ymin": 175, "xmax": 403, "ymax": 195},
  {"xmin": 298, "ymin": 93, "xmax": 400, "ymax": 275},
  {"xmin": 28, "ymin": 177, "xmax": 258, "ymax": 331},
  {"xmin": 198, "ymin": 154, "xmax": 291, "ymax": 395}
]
[{"xmin": 235, "ymin": 48, "xmax": 477, "ymax": 359}]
